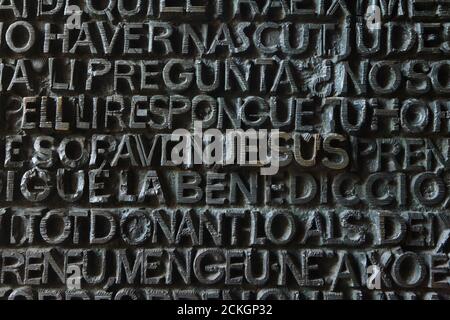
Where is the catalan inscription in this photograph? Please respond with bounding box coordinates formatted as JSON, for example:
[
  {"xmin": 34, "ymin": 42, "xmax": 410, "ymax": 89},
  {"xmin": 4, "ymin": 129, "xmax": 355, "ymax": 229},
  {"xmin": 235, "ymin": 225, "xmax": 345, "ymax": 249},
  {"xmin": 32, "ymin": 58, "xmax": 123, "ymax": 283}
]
[{"xmin": 0, "ymin": 0, "xmax": 448, "ymax": 300}]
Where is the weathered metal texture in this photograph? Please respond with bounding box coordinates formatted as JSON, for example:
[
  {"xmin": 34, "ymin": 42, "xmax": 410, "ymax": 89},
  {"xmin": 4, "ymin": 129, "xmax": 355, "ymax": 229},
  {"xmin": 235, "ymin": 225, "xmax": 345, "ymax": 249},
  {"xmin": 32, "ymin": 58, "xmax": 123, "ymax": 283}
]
[{"xmin": 0, "ymin": 0, "xmax": 448, "ymax": 300}]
